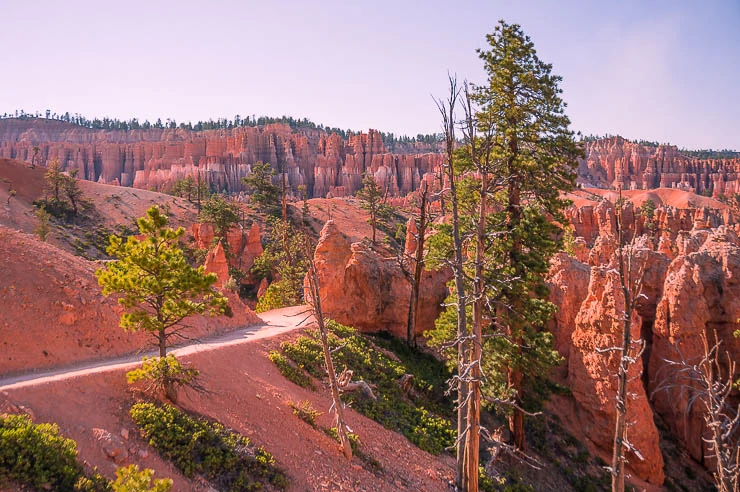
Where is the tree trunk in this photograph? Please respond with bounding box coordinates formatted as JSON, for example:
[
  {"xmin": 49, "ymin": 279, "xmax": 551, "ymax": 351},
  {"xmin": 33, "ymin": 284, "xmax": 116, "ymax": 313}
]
[
  {"xmin": 612, "ymin": 203, "xmax": 630, "ymax": 492},
  {"xmin": 449, "ymin": 162, "xmax": 470, "ymax": 490},
  {"xmin": 407, "ymin": 279, "xmax": 419, "ymax": 346},
  {"xmin": 407, "ymin": 184, "xmax": 428, "ymax": 346},
  {"xmin": 158, "ymin": 328, "xmax": 177, "ymax": 402},
  {"xmin": 306, "ymin": 257, "xmax": 353, "ymax": 460},
  {"xmin": 196, "ymin": 169, "xmax": 202, "ymax": 212},
  {"xmin": 371, "ymin": 211, "xmax": 376, "ymax": 244},
  {"xmin": 463, "ymin": 171, "xmax": 488, "ymax": 492},
  {"xmin": 506, "ymin": 140, "xmax": 526, "ymax": 451},
  {"xmin": 281, "ymin": 168, "xmax": 287, "ymax": 222}
]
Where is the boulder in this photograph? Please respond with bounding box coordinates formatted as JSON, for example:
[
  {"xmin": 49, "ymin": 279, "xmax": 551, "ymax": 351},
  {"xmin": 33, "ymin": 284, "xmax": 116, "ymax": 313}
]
[{"xmin": 310, "ymin": 220, "xmax": 449, "ymax": 339}]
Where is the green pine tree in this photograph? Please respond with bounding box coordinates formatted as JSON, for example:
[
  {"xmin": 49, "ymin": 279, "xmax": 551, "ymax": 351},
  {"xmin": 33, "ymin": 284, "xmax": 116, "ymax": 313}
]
[
  {"xmin": 356, "ymin": 174, "xmax": 392, "ymax": 244},
  {"xmin": 200, "ymin": 194, "xmax": 241, "ymax": 246},
  {"xmin": 428, "ymin": 23, "xmax": 582, "ymax": 485},
  {"xmin": 95, "ymin": 206, "xmax": 229, "ymax": 400},
  {"xmin": 242, "ymin": 162, "xmax": 279, "ymax": 215}
]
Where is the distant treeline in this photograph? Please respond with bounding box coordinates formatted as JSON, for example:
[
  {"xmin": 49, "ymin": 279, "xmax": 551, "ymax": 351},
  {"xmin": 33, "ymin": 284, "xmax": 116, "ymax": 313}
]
[
  {"xmin": 678, "ymin": 148, "xmax": 740, "ymax": 159},
  {"xmin": 0, "ymin": 109, "xmax": 441, "ymax": 147}
]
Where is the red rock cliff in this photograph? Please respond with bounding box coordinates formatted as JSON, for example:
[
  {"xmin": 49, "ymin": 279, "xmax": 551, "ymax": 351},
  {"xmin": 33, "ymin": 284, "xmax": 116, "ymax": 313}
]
[
  {"xmin": 579, "ymin": 136, "xmax": 740, "ymax": 197},
  {"xmin": 0, "ymin": 118, "xmax": 443, "ymax": 199}
]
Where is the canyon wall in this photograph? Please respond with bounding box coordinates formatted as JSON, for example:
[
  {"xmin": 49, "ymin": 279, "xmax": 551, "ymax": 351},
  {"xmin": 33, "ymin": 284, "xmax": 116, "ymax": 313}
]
[
  {"xmin": 580, "ymin": 136, "xmax": 740, "ymax": 196},
  {"xmin": 548, "ymin": 193, "xmax": 740, "ymax": 484},
  {"xmin": 0, "ymin": 118, "xmax": 443, "ymax": 198},
  {"xmin": 3, "ymin": 119, "xmax": 739, "ymax": 200}
]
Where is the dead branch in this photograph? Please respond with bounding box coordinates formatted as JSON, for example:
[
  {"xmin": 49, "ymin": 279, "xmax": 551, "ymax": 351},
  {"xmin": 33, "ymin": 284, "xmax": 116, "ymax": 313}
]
[{"xmin": 337, "ymin": 368, "xmax": 377, "ymax": 401}]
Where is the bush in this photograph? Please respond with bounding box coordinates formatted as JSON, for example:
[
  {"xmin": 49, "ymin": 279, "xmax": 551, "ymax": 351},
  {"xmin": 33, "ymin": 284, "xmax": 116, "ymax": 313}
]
[
  {"xmin": 111, "ymin": 464, "xmax": 172, "ymax": 492},
  {"xmin": 130, "ymin": 402, "xmax": 287, "ymax": 491},
  {"xmin": 290, "ymin": 400, "xmax": 321, "ymax": 428},
  {"xmin": 0, "ymin": 413, "xmax": 113, "ymax": 491},
  {"xmin": 255, "ymin": 280, "xmax": 299, "ymax": 313},
  {"xmin": 126, "ymin": 355, "xmax": 200, "ymax": 395},
  {"xmin": 269, "ymin": 351, "xmax": 315, "ymax": 389},
  {"xmin": 277, "ymin": 322, "xmax": 456, "ymax": 455}
]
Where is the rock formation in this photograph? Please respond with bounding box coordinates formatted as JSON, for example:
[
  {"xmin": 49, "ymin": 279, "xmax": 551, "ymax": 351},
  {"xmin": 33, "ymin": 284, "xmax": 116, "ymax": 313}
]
[
  {"xmin": 5, "ymin": 120, "xmax": 740, "ymax": 201},
  {"xmin": 568, "ymin": 265, "xmax": 664, "ymax": 484},
  {"xmin": 309, "ymin": 220, "xmax": 449, "ymax": 339},
  {"xmin": 579, "ymin": 136, "xmax": 740, "ymax": 196},
  {"xmin": 548, "ymin": 192, "xmax": 740, "ymax": 485},
  {"xmin": 204, "ymin": 241, "xmax": 230, "ymax": 289},
  {"xmin": 648, "ymin": 227, "xmax": 740, "ymax": 467},
  {"xmin": 192, "ymin": 221, "xmax": 263, "ymax": 278},
  {"xmin": 0, "ymin": 118, "xmax": 443, "ymax": 199}
]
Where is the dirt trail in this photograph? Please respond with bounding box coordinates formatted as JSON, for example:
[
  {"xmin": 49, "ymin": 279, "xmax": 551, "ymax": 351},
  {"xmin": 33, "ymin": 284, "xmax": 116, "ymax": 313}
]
[{"xmin": 0, "ymin": 305, "xmax": 313, "ymax": 390}]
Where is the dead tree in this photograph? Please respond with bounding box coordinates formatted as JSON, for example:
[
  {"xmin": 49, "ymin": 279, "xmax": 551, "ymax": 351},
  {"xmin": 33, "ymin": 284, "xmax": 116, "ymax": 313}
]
[
  {"xmin": 304, "ymin": 239, "xmax": 353, "ymax": 460},
  {"xmin": 610, "ymin": 189, "xmax": 647, "ymax": 492},
  {"xmin": 338, "ymin": 368, "xmax": 377, "ymax": 401},
  {"xmin": 398, "ymin": 182, "xmax": 431, "ymax": 346},
  {"xmin": 657, "ymin": 332, "xmax": 740, "ymax": 492},
  {"xmin": 435, "ymin": 74, "xmax": 469, "ymax": 490}
]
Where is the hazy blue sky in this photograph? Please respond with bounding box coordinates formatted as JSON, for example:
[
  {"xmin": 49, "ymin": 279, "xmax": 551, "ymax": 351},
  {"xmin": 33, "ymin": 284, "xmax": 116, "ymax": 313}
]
[{"xmin": 1, "ymin": 0, "xmax": 738, "ymax": 149}]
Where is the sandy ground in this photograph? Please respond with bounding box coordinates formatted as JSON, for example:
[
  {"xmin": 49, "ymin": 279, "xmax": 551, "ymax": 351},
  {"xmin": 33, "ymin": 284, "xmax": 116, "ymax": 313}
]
[
  {"xmin": 567, "ymin": 186, "xmax": 732, "ymax": 210},
  {"xmin": 0, "ymin": 305, "xmax": 455, "ymax": 491}
]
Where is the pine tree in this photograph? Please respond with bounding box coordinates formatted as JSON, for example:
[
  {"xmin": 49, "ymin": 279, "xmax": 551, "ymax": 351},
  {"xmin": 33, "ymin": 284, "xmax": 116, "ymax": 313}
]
[
  {"xmin": 356, "ymin": 174, "xmax": 392, "ymax": 244},
  {"xmin": 200, "ymin": 194, "xmax": 241, "ymax": 246},
  {"xmin": 35, "ymin": 207, "xmax": 51, "ymax": 241},
  {"xmin": 242, "ymin": 162, "xmax": 279, "ymax": 215},
  {"xmin": 61, "ymin": 169, "xmax": 83, "ymax": 216},
  {"xmin": 95, "ymin": 206, "xmax": 229, "ymax": 400},
  {"xmin": 44, "ymin": 159, "xmax": 64, "ymax": 202},
  {"xmin": 429, "ymin": 22, "xmax": 582, "ymax": 490},
  {"xmin": 472, "ymin": 20, "xmax": 582, "ymax": 452}
]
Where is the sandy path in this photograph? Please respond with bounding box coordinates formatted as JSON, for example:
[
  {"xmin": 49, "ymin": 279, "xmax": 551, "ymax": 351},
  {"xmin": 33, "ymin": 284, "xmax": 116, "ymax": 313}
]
[{"xmin": 0, "ymin": 305, "xmax": 314, "ymax": 390}]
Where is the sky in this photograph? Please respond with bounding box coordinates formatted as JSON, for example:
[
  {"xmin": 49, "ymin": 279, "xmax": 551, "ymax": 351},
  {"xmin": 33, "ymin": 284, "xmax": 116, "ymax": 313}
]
[{"xmin": 1, "ymin": 0, "xmax": 738, "ymax": 149}]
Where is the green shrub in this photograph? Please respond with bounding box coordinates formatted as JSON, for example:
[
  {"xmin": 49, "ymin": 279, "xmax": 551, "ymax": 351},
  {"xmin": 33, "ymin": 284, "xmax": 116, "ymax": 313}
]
[
  {"xmin": 130, "ymin": 402, "xmax": 287, "ymax": 491},
  {"xmin": 278, "ymin": 322, "xmax": 456, "ymax": 455},
  {"xmin": 255, "ymin": 280, "xmax": 299, "ymax": 313},
  {"xmin": 290, "ymin": 400, "xmax": 321, "ymax": 428},
  {"xmin": 111, "ymin": 464, "xmax": 172, "ymax": 492},
  {"xmin": 126, "ymin": 355, "xmax": 199, "ymax": 395},
  {"xmin": 279, "ymin": 337, "xmax": 323, "ymax": 377},
  {"xmin": 0, "ymin": 413, "xmax": 82, "ymax": 490},
  {"xmin": 0, "ymin": 413, "xmax": 113, "ymax": 491},
  {"xmin": 268, "ymin": 351, "xmax": 314, "ymax": 389}
]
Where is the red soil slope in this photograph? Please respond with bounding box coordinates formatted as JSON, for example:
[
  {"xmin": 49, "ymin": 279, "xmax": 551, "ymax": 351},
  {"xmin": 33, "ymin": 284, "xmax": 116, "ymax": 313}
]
[{"xmin": 0, "ymin": 330, "xmax": 455, "ymax": 491}]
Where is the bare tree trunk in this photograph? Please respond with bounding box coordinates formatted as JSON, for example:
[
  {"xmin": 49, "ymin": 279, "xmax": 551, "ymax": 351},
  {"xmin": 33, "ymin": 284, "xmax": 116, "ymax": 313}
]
[
  {"xmin": 699, "ymin": 333, "xmax": 740, "ymax": 492},
  {"xmin": 464, "ymin": 170, "xmax": 488, "ymax": 492},
  {"xmin": 657, "ymin": 332, "xmax": 740, "ymax": 492},
  {"xmin": 436, "ymin": 75, "xmax": 467, "ymax": 490},
  {"xmin": 305, "ymin": 250, "xmax": 353, "ymax": 460},
  {"xmin": 196, "ymin": 168, "xmax": 202, "ymax": 212},
  {"xmin": 611, "ymin": 188, "xmax": 644, "ymax": 491},
  {"xmin": 407, "ymin": 183, "xmax": 429, "ymax": 346},
  {"xmin": 282, "ymin": 166, "xmax": 287, "ymax": 222},
  {"xmin": 611, "ymin": 222, "xmax": 629, "ymax": 492}
]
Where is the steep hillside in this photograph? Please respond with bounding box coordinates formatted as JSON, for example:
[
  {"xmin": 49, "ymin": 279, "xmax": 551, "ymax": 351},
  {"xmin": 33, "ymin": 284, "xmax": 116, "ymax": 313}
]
[
  {"xmin": 0, "ymin": 324, "xmax": 456, "ymax": 491},
  {"xmin": 0, "ymin": 157, "xmax": 198, "ymax": 258},
  {"xmin": 0, "ymin": 226, "xmax": 260, "ymax": 377}
]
